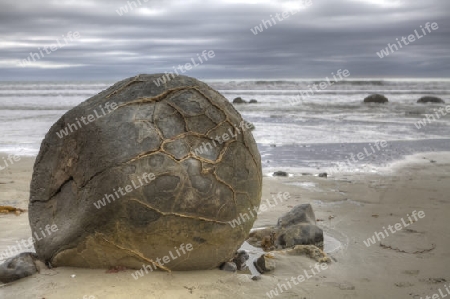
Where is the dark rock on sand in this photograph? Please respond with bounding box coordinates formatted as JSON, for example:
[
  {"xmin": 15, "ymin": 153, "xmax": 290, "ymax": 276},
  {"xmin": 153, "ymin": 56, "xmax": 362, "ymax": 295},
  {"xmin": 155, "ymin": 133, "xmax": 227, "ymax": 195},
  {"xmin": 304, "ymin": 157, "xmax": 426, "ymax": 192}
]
[
  {"xmin": 277, "ymin": 224, "xmax": 324, "ymax": 248},
  {"xmin": 29, "ymin": 74, "xmax": 262, "ymax": 271},
  {"xmin": 0, "ymin": 253, "xmax": 38, "ymax": 283},
  {"xmin": 232, "ymin": 250, "xmax": 249, "ymax": 271},
  {"xmin": 318, "ymin": 172, "xmax": 328, "ymax": 178},
  {"xmin": 364, "ymin": 94, "xmax": 388, "ymax": 103},
  {"xmin": 233, "ymin": 97, "xmax": 247, "ymax": 104},
  {"xmin": 273, "ymin": 171, "xmax": 288, "ymax": 177},
  {"xmin": 254, "ymin": 254, "xmax": 276, "ymax": 274},
  {"xmin": 417, "ymin": 96, "xmax": 445, "ymax": 104},
  {"xmin": 249, "ymin": 99, "xmax": 258, "ymax": 104},
  {"xmin": 247, "ymin": 204, "xmax": 324, "ymax": 250},
  {"xmin": 254, "ymin": 254, "xmax": 268, "ymax": 274},
  {"xmin": 220, "ymin": 262, "xmax": 237, "ymax": 272},
  {"xmin": 277, "ymin": 204, "xmax": 324, "ymax": 248}
]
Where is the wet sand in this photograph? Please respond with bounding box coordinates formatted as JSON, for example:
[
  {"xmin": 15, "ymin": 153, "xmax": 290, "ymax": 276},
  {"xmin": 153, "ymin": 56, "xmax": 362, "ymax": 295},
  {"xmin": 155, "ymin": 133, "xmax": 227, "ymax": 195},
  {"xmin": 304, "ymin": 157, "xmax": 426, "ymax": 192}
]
[{"xmin": 1, "ymin": 152, "xmax": 449, "ymax": 299}]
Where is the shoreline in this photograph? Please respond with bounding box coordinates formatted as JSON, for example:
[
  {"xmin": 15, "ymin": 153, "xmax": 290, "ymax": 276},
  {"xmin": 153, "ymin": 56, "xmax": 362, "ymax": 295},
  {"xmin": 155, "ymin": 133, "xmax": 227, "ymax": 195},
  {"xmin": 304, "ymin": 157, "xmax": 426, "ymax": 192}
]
[
  {"xmin": 3, "ymin": 137, "xmax": 450, "ymax": 173},
  {"xmin": 1, "ymin": 151, "xmax": 449, "ymax": 298}
]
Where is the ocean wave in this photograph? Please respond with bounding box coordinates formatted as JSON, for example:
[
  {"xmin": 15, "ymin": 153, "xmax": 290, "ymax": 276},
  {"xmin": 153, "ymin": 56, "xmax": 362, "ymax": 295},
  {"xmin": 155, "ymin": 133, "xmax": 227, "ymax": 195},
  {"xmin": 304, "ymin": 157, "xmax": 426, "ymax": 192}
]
[
  {"xmin": 219, "ymin": 90, "xmax": 450, "ymax": 95},
  {"xmin": 208, "ymin": 79, "xmax": 450, "ymax": 91}
]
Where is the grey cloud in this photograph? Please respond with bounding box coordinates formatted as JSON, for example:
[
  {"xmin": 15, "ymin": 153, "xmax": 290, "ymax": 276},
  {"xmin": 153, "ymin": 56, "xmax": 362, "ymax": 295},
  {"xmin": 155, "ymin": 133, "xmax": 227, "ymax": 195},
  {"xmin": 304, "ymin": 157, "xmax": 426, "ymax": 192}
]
[{"xmin": 0, "ymin": 0, "xmax": 449, "ymax": 80}]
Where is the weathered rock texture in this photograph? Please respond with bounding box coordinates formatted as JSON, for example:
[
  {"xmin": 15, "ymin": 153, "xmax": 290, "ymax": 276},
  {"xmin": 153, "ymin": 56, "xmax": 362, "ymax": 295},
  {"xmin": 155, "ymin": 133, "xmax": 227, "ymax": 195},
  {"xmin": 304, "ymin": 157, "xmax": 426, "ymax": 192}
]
[
  {"xmin": 29, "ymin": 74, "xmax": 262, "ymax": 271},
  {"xmin": 0, "ymin": 253, "xmax": 38, "ymax": 283},
  {"xmin": 247, "ymin": 204, "xmax": 323, "ymax": 250}
]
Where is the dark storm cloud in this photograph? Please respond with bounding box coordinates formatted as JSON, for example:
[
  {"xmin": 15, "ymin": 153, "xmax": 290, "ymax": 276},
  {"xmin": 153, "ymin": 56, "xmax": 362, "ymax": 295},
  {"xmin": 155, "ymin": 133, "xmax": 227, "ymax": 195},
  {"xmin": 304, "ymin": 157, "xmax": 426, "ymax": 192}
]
[{"xmin": 0, "ymin": 0, "xmax": 449, "ymax": 80}]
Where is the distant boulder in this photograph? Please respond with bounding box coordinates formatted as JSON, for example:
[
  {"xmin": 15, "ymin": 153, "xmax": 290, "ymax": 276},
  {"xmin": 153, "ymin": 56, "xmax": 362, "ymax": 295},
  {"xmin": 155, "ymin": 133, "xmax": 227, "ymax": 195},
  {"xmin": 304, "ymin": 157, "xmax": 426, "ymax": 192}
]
[
  {"xmin": 249, "ymin": 99, "xmax": 258, "ymax": 104},
  {"xmin": 364, "ymin": 94, "xmax": 388, "ymax": 103},
  {"xmin": 417, "ymin": 96, "xmax": 445, "ymax": 104},
  {"xmin": 273, "ymin": 171, "xmax": 288, "ymax": 177},
  {"xmin": 233, "ymin": 97, "xmax": 247, "ymax": 104}
]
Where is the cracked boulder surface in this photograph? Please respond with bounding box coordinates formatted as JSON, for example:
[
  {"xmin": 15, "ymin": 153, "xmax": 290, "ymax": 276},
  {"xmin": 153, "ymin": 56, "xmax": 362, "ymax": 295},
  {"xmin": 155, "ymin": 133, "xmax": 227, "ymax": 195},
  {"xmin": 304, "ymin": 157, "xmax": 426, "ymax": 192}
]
[{"xmin": 29, "ymin": 74, "xmax": 262, "ymax": 271}]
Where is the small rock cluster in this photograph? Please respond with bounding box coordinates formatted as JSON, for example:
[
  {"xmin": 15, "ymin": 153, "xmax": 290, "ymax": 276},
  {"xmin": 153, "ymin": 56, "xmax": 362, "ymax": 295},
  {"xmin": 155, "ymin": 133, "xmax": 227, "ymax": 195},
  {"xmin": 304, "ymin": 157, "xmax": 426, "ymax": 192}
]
[
  {"xmin": 364, "ymin": 94, "xmax": 445, "ymax": 104},
  {"xmin": 219, "ymin": 250, "xmax": 249, "ymax": 272}
]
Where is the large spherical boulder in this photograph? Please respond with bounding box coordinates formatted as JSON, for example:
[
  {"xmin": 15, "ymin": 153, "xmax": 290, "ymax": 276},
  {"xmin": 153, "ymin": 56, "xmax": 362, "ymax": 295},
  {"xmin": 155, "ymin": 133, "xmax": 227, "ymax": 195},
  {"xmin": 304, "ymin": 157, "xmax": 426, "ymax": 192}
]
[
  {"xmin": 417, "ymin": 96, "xmax": 445, "ymax": 104},
  {"xmin": 29, "ymin": 74, "xmax": 262, "ymax": 271},
  {"xmin": 364, "ymin": 94, "xmax": 388, "ymax": 103}
]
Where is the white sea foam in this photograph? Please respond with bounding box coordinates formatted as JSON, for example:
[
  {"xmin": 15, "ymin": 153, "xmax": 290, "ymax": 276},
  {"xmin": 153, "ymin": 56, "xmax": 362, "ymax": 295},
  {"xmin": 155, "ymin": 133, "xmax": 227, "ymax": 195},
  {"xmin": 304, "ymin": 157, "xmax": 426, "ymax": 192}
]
[{"xmin": 1, "ymin": 80, "xmax": 449, "ymax": 173}]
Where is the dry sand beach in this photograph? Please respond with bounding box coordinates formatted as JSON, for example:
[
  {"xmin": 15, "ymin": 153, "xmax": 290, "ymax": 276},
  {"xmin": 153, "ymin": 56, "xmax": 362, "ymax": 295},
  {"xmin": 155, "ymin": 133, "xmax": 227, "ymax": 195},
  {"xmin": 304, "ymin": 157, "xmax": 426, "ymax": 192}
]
[{"xmin": 1, "ymin": 151, "xmax": 449, "ymax": 299}]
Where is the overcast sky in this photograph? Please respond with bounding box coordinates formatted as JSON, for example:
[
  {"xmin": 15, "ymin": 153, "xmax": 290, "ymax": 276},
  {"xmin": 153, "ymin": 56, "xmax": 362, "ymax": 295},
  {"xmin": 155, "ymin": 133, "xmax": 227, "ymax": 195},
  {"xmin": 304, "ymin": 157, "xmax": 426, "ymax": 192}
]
[{"xmin": 0, "ymin": 0, "xmax": 449, "ymax": 81}]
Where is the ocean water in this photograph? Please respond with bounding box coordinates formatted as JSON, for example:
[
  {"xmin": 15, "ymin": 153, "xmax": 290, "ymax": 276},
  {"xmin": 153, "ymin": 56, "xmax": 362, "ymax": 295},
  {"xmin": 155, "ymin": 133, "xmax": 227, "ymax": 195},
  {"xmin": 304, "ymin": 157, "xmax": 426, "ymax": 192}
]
[{"xmin": 0, "ymin": 79, "xmax": 449, "ymax": 174}]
